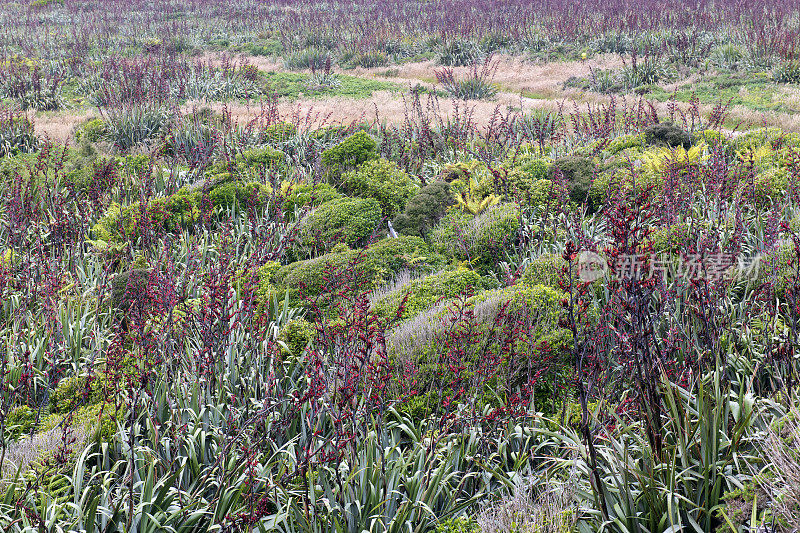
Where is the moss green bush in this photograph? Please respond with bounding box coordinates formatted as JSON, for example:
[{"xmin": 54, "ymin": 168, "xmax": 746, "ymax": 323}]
[
  {"xmin": 371, "ymin": 267, "xmax": 483, "ymax": 320},
  {"xmin": 110, "ymin": 268, "xmax": 151, "ymax": 313},
  {"xmin": 321, "ymin": 130, "xmax": 378, "ymax": 179},
  {"xmin": 607, "ymin": 133, "xmax": 646, "ymax": 154},
  {"xmin": 282, "ymin": 181, "xmax": 341, "ymax": 214},
  {"xmin": 278, "ymin": 318, "xmax": 315, "ymax": 356},
  {"xmin": 342, "ymin": 158, "xmax": 417, "ymax": 217},
  {"xmin": 520, "ymin": 253, "xmax": 567, "ymax": 289},
  {"xmin": 92, "ymin": 180, "xmax": 271, "ymax": 245},
  {"xmin": 49, "ymin": 374, "xmax": 107, "ymax": 413},
  {"xmin": 644, "ymin": 122, "xmax": 691, "ymax": 149},
  {"xmin": 429, "ymin": 203, "xmax": 520, "ymax": 270},
  {"xmin": 298, "ymin": 197, "xmax": 382, "ymax": 254},
  {"xmin": 547, "ymin": 156, "xmax": 597, "ymax": 204},
  {"xmin": 648, "ymin": 223, "xmax": 691, "ymax": 255},
  {"xmin": 75, "ymin": 118, "xmax": 107, "ymax": 144},
  {"xmin": 273, "ymin": 236, "xmax": 436, "ymax": 307},
  {"xmin": 396, "ymin": 282, "xmax": 571, "ymax": 420},
  {"xmin": 392, "ymin": 180, "xmax": 454, "ymax": 238},
  {"xmin": 6, "ymin": 405, "xmax": 35, "ymax": 438}
]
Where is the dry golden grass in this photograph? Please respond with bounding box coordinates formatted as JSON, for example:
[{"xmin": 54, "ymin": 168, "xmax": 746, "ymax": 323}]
[
  {"xmin": 25, "ymin": 52, "xmax": 800, "ymax": 143},
  {"xmin": 33, "ymin": 110, "xmax": 94, "ymax": 144}
]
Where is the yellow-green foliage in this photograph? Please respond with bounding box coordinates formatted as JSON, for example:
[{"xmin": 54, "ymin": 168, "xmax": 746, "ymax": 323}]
[
  {"xmin": 400, "ymin": 283, "xmax": 571, "ymax": 419},
  {"xmin": 520, "ymin": 253, "xmax": 567, "ymax": 289},
  {"xmin": 648, "ymin": 223, "xmax": 691, "ymax": 255},
  {"xmin": 321, "ymin": 130, "xmax": 378, "ymax": 178},
  {"xmin": 435, "ymin": 517, "xmax": 477, "ymax": 533},
  {"xmin": 742, "ymin": 167, "xmax": 790, "ymax": 206},
  {"xmin": 692, "ymin": 129, "xmax": 726, "ymax": 147},
  {"xmin": 208, "ymin": 147, "xmax": 288, "ymax": 179},
  {"xmin": 261, "ymin": 122, "xmax": 297, "ymax": 144},
  {"xmin": 6, "ymin": 405, "xmax": 35, "ymax": 438},
  {"xmin": 282, "ymin": 181, "xmax": 341, "ymax": 214},
  {"xmin": 430, "ymin": 203, "xmax": 520, "ymax": 270},
  {"xmin": 40, "ymin": 402, "xmax": 120, "ymax": 442},
  {"xmin": 342, "ymin": 158, "xmax": 417, "ymax": 217},
  {"xmin": 49, "ymin": 375, "xmax": 106, "ymax": 413},
  {"xmin": 607, "ymin": 133, "xmax": 646, "ymax": 154},
  {"xmin": 273, "ymin": 236, "xmax": 436, "ymax": 307},
  {"xmin": 371, "ymin": 267, "xmax": 483, "ymax": 320},
  {"xmin": 498, "ymin": 153, "xmax": 558, "ymax": 206},
  {"xmin": 92, "ymin": 180, "xmax": 270, "ymax": 245},
  {"xmin": 731, "ymin": 127, "xmax": 784, "ymax": 152},
  {"xmin": 298, "ymin": 196, "xmax": 382, "ymax": 253},
  {"xmin": 278, "ymin": 318, "xmax": 315, "ymax": 356},
  {"xmin": 640, "ymin": 142, "xmax": 708, "ymax": 176},
  {"xmin": 75, "ymin": 118, "xmax": 107, "ymax": 143}
]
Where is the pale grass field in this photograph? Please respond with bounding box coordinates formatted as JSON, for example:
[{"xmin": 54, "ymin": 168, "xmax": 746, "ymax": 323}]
[{"xmin": 29, "ymin": 54, "xmax": 800, "ymax": 141}]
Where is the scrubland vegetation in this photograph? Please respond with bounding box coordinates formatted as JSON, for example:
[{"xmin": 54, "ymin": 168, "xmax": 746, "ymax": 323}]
[{"xmin": 2, "ymin": 1, "xmax": 800, "ymax": 531}]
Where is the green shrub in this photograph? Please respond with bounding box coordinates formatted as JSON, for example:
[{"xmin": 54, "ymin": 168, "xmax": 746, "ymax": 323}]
[
  {"xmin": 208, "ymin": 180, "xmax": 272, "ymax": 210},
  {"xmin": 278, "ymin": 318, "xmax": 315, "ymax": 356},
  {"xmin": 430, "ymin": 203, "xmax": 520, "ymax": 270},
  {"xmin": 298, "ymin": 197, "xmax": 382, "ymax": 253},
  {"xmin": 93, "ymin": 180, "xmax": 271, "ymax": 244},
  {"xmin": 75, "ymin": 118, "xmax": 107, "ymax": 144},
  {"xmin": 275, "ymin": 236, "xmax": 435, "ymax": 306},
  {"xmin": 395, "ymin": 282, "xmax": 571, "ymax": 419},
  {"xmin": 261, "ymin": 122, "xmax": 297, "ymax": 145},
  {"xmin": 607, "ymin": 133, "xmax": 645, "ymax": 154},
  {"xmin": 435, "ymin": 517, "xmax": 478, "ymax": 533},
  {"xmin": 237, "ymin": 146, "xmax": 287, "ymax": 175},
  {"xmin": 342, "ymin": 158, "xmax": 417, "ymax": 217},
  {"xmin": 6, "ymin": 405, "xmax": 35, "ymax": 438},
  {"xmin": 282, "ymin": 181, "xmax": 341, "ymax": 214},
  {"xmin": 49, "ymin": 374, "xmax": 109, "ymax": 414},
  {"xmin": 321, "ymin": 131, "xmax": 378, "ymax": 179},
  {"xmin": 644, "ymin": 122, "xmax": 691, "ymax": 149},
  {"xmin": 773, "ymin": 60, "xmax": 800, "ymax": 84},
  {"xmin": 110, "ymin": 269, "xmax": 151, "ymax": 313},
  {"xmin": 648, "ymin": 223, "xmax": 691, "ymax": 255},
  {"xmin": 208, "ymin": 147, "xmax": 287, "ymax": 178},
  {"xmin": 372, "ymin": 267, "xmax": 482, "ymax": 320},
  {"xmin": 520, "ymin": 253, "xmax": 567, "ymax": 289},
  {"xmin": 392, "ymin": 180, "xmax": 455, "ymax": 238},
  {"xmin": 547, "ymin": 156, "xmax": 597, "ymax": 204}
]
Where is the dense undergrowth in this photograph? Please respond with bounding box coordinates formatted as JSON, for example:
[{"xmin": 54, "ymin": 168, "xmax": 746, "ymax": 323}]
[
  {"xmin": 2, "ymin": 1, "xmax": 800, "ymax": 532},
  {"xmin": 1, "ymin": 85, "xmax": 799, "ymax": 532}
]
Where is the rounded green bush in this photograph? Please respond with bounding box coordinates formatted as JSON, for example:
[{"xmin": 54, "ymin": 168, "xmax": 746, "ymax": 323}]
[
  {"xmin": 299, "ymin": 196, "xmax": 382, "ymax": 253},
  {"xmin": 392, "ymin": 180, "xmax": 454, "ymax": 238},
  {"xmin": 372, "ymin": 267, "xmax": 483, "ymax": 320},
  {"xmin": 321, "ymin": 130, "xmax": 378, "ymax": 179},
  {"xmin": 110, "ymin": 269, "xmax": 151, "ymax": 313},
  {"xmin": 547, "ymin": 156, "xmax": 597, "ymax": 204},
  {"xmin": 342, "ymin": 158, "xmax": 417, "ymax": 217},
  {"xmin": 6, "ymin": 405, "xmax": 35, "ymax": 438},
  {"xmin": 520, "ymin": 253, "xmax": 567, "ymax": 289},
  {"xmin": 430, "ymin": 203, "xmax": 520, "ymax": 270},
  {"xmin": 644, "ymin": 122, "xmax": 691, "ymax": 149},
  {"xmin": 278, "ymin": 318, "xmax": 315, "ymax": 356},
  {"xmin": 282, "ymin": 181, "xmax": 341, "ymax": 214},
  {"xmin": 275, "ymin": 236, "xmax": 436, "ymax": 307}
]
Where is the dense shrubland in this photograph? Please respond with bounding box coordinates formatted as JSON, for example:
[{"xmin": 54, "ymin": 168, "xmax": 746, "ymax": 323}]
[
  {"xmin": 3, "ymin": 1, "xmax": 800, "ymax": 532},
  {"xmin": 1, "ymin": 84, "xmax": 800, "ymax": 531}
]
